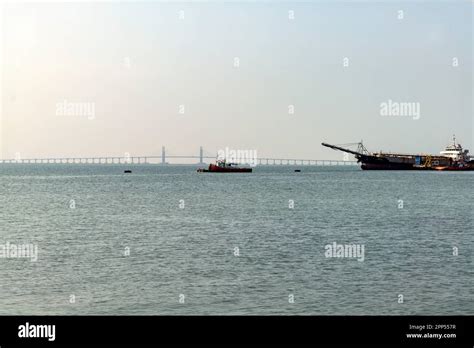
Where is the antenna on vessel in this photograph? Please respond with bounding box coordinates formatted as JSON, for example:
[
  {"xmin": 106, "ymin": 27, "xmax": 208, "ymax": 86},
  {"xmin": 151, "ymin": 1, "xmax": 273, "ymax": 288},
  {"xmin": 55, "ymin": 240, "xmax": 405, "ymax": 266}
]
[{"xmin": 453, "ymin": 134, "xmax": 456, "ymax": 145}]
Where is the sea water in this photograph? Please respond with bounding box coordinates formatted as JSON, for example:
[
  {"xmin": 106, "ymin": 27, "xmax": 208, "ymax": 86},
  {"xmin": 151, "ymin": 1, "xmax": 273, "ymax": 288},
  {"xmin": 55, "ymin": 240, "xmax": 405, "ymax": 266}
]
[{"xmin": 0, "ymin": 165, "xmax": 471, "ymax": 315}]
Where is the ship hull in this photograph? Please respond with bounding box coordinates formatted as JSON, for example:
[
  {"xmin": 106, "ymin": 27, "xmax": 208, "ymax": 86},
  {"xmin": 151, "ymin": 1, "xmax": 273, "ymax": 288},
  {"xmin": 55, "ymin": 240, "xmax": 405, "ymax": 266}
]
[
  {"xmin": 197, "ymin": 168, "xmax": 252, "ymax": 173},
  {"xmin": 433, "ymin": 166, "xmax": 474, "ymax": 171},
  {"xmin": 360, "ymin": 162, "xmax": 420, "ymax": 170},
  {"xmin": 358, "ymin": 155, "xmax": 419, "ymax": 170},
  {"xmin": 197, "ymin": 164, "xmax": 252, "ymax": 173},
  {"xmin": 359, "ymin": 157, "xmax": 474, "ymax": 171}
]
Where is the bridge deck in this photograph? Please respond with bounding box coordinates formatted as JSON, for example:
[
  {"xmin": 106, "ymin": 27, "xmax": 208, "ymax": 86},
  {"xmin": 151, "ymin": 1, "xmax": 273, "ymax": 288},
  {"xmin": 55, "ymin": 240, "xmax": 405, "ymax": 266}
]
[{"xmin": 0, "ymin": 155, "xmax": 358, "ymax": 166}]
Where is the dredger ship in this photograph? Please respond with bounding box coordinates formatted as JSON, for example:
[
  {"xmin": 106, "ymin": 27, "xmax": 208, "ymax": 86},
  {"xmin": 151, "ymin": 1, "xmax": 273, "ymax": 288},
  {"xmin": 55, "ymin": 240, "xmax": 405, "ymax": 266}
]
[{"xmin": 322, "ymin": 136, "xmax": 474, "ymax": 171}]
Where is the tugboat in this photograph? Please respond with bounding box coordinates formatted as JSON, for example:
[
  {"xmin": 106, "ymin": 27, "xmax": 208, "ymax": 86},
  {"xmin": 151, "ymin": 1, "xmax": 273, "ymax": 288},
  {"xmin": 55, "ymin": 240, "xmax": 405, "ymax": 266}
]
[
  {"xmin": 322, "ymin": 135, "xmax": 474, "ymax": 171},
  {"xmin": 197, "ymin": 159, "xmax": 252, "ymax": 173}
]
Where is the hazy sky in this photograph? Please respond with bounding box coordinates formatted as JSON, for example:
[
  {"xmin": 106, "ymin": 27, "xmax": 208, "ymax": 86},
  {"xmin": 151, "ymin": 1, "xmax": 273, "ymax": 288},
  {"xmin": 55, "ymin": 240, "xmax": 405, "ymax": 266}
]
[{"xmin": 0, "ymin": 1, "xmax": 472, "ymax": 161}]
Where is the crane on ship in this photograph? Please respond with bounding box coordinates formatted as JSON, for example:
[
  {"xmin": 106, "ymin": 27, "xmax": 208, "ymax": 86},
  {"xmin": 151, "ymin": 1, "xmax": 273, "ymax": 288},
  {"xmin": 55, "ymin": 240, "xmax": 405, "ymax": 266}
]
[{"xmin": 321, "ymin": 141, "xmax": 372, "ymax": 162}]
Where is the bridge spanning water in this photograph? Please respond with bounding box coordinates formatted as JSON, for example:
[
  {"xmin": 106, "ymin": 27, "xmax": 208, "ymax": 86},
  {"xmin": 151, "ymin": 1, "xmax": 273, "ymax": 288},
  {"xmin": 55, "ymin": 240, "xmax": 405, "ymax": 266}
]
[{"xmin": 0, "ymin": 147, "xmax": 358, "ymax": 166}]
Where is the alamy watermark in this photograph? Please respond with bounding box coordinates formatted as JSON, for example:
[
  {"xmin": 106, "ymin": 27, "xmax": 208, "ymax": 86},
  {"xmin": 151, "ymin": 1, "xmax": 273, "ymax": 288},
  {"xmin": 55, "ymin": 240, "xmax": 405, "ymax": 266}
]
[
  {"xmin": 0, "ymin": 242, "xmax": 38, "ymax": 262},
  {"xmin": 56, "ymin": 100, "xmax": 95, "ymax": 120},
  {"xmin": 380, "ymin": 99, "xmax": 420, "ymax": 120},
  {"xmin": 325, "ymin": 242, "xmax": 365, "ymax": 262},
  {"xmin": 217, "ymin": 147, "xmax": 258, "ymax": 167},
  {"xmin": 18, "ymin": 322, "xmax": 55, "ymax": 341}
]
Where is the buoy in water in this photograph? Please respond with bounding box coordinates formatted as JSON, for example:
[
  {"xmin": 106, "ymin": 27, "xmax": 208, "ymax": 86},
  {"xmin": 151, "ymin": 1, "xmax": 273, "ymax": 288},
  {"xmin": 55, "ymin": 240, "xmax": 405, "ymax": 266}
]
[
  {"xmin": 294, "ymin": 169, "xmax": 301, "ymax": 172},
  {"xmin": 124, "ymin": 170, "xmax": 132, "ymax": 173}
]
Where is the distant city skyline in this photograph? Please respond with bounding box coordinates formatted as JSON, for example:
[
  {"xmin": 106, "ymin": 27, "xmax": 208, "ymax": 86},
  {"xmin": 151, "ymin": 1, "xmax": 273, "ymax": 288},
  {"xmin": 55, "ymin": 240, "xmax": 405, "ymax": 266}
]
[{"xmin": 0, "ymin": 1, "xmax": 472, "ymax": 161}]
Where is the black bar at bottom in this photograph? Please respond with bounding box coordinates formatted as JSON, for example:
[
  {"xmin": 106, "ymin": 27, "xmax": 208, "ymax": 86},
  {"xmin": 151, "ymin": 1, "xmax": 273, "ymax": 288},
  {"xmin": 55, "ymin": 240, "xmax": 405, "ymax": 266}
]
[{"xmin": 0, "ymin": 316, "xmax": 472, "ymax": 346}]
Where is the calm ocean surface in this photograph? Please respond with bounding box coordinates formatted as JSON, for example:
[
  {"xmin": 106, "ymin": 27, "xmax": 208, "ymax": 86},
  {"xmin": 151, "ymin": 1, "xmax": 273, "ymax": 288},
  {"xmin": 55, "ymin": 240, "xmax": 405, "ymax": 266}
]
[{"xmin": 0, "ymin": 165, "xmax": 472, "ymax": 315}]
